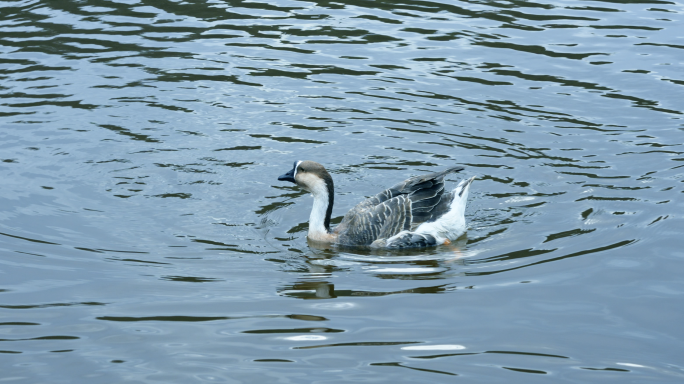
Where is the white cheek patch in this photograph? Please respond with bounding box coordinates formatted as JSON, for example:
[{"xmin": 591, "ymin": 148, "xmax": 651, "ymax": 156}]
[{"xmin": 296, "ymin": 172, "xmax": 329, "ymax": 198}]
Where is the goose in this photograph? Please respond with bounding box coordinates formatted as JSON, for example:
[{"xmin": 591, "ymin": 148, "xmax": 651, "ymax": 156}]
[{"xmin": 278, "ymin": 161, "xmax": 475, "ymax": 249}]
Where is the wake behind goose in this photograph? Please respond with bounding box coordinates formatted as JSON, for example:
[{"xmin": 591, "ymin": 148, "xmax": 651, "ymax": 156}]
[{"xmin": 278, "ymin": 161, "xmax": 474, "ymax": 249}]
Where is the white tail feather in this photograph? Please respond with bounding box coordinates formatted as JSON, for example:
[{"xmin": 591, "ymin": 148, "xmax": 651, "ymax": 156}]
[{"xmin": 415, "ymin": 176, "xmax": 475, "ymax": 242}]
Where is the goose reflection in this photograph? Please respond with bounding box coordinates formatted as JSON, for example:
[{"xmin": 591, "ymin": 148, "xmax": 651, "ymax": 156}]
[{"xmin": 277, "ymin": 235, "xmax": 470, "ymax": 300}]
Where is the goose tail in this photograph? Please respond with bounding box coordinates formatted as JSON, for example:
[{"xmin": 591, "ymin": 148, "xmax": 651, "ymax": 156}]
[
  {"xmin": 452, "ymin": 176, "xmax": 475, "ymax": 212},
  {"xmin": 414, "ymin": 176, "xmax": 475, "ymax": 243},
  {"xmin": 378, "ymin": 176, "xmax": 475, "ymax": 248}
]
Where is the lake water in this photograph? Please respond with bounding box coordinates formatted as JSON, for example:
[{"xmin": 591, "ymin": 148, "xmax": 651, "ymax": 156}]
[{"xmin": 1, "ymin": 0, "xmax": 683, "ymax": 382}]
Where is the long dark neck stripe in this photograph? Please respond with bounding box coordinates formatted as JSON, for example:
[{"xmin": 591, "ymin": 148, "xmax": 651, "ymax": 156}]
[{"xmin": 323, "ymin": 174, "xmax": 334, "ymax": 232}]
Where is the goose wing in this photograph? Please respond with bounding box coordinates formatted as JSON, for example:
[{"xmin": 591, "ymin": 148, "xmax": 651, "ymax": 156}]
[
  {"xmin": 334, "ymin": 166, "xmax": 464, "ymax": 245},
  {"xmin": 334, "ymin": 194, "xmax": 412, "ymax": 246}
]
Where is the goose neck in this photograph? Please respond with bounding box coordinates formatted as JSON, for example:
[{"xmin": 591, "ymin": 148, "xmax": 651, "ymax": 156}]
[{"xmin": 307, "ymin": 177, "xmax": 334, "ymax": 238}]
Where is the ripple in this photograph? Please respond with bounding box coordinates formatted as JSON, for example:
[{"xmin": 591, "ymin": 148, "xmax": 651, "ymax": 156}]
[
  {"xmin": 368, "ymin": 267, "xmax": 444, "ymax": 274},
  {"xmin": 402, "ymin": 344, "xmax": 466, "ymax": 351},
  {"xmin": 284, "ymin": 335, "xmax": 327, "ymax": 341},
  {"xmin": 1, "ymin": 0, "xmax": 682, "ymax": 382},
  {"xmin": 310, "ymin": 302, "xmax": 356, "ymax": 310}
]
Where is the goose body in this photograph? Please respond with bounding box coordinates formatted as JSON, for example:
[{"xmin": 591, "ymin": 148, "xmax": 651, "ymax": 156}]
[{"xmin": 278, "ymin": 161, "xmax": 474, "ymax": 249}]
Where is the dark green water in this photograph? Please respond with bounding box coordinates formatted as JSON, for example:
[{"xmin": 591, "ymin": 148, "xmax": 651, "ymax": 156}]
[{"xmin": 1, "ymin": 0, "xmax": 683, "ymax": 382}]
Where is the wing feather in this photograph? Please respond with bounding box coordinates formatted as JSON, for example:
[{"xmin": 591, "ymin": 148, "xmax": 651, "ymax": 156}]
[
  {"xmin": 334, "ymin": 166, "xmax": 464, "ymax": 245},
  {"xmin": 335, "ymin": 195, "xmax": 412, "ymax": 246}
]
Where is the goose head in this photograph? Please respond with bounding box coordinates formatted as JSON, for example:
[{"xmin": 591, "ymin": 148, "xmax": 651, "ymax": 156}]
[
  {"xmin": 278, "ymin": 160, "xmax": 335, "ymax": 237},
  {"xmin": 278, "ymin": 160, "xmax": 333, "ymax": 195}
]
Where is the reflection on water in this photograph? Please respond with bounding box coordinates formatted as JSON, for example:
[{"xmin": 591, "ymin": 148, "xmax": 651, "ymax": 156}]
[
  {"xmin": 1, "ymin": 0, "xmax": 684, "ymax": 382},
  {"xmin": 279, "ymin": 236, "xmax": 471, "ymax": 298}
]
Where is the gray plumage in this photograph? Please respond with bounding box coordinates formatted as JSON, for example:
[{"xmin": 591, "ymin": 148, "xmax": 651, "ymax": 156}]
[
  {"xmin": 372, "ymin": 232, "xmax": 438, "ymax": 249},
  {"xmin": 278, "ymin": 161, "xmax": 473, "ymax": 248},
  {"xmin": 333, "ymin": 166, "xmax": 464, "ymax": 246}
]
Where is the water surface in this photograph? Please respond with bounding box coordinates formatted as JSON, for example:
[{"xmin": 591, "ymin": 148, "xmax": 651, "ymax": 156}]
[{"xmin": 1, "ymin": 0, "xmax": 683, "ymax": 382}]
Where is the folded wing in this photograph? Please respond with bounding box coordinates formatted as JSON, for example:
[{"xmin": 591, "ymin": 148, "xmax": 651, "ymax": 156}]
[{"xmin": 334, "ymin": 166, "xmax": 464, "ymax": 246}]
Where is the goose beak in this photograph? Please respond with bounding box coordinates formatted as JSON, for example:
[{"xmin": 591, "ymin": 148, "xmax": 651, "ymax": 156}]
[{"xmin": 278, "ymin": 167, "xmax": 296, "ymax": 184}]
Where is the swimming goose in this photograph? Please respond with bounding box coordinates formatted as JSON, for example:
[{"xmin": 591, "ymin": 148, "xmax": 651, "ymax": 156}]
[{"xmin": 278, "ymin": 161, "xmax": 474, "ymax": 249}]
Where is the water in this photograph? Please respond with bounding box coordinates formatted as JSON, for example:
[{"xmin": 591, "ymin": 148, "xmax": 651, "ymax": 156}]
[{"xmin": 1, "ymin": 0, "xmax": 683, "ymax": 382}]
